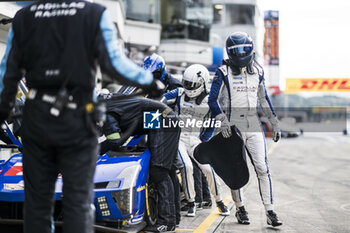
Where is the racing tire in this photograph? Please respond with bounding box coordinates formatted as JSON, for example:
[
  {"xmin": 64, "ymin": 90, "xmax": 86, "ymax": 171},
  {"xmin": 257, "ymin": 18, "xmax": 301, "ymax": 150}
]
[{"xmin": 144, "ymin": 182, "xmax": 158, "ymax": 226}]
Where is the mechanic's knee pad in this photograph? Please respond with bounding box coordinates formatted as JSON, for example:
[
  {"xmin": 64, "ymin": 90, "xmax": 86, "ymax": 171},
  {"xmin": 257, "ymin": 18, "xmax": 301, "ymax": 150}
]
[{"xmin": 149, "ymin": 166, "xmax": 170, "ymax": 184}]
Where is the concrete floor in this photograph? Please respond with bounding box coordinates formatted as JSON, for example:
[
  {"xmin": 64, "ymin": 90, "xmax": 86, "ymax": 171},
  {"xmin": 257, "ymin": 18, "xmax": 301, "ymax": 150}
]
[{"xmin": 177, "ymin": 133, "xmax": 350, "ymax": 233}]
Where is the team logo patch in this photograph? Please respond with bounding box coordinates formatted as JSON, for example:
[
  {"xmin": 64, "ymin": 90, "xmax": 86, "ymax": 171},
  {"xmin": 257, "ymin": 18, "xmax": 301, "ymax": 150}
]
[{"xmin": 143, "ymin": 110, "xmax": 162, "ymax": 129}]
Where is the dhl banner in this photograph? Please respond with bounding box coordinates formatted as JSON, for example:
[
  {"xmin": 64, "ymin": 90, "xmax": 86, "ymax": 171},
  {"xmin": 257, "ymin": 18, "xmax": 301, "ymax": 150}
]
[{"xmin": 285, "ymin": 78, "xmax": 350, "ymax": 93}]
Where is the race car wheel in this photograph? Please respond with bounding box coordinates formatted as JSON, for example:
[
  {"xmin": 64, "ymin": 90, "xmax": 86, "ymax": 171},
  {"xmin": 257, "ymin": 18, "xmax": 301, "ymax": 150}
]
[{"xmin": 144, "ymin": 182, "xmax": 158, "ymax": 226}]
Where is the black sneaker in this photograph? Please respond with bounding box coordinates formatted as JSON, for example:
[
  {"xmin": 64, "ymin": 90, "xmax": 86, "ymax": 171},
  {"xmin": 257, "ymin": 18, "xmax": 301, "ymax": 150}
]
[
  {"xmin": 180, "ymin": 203, "xmax": 190, "ymax": 211},
  {"xmin": 216, "ymin": 201, "xmax": 230, "ymax": 216},
  {"xmin": 186, "ymin": 202, "xmax": 196, "ymax": 217},
  {"xmin": 266, "ymin": 210, "xmax": 283, "ymax": 227},
  {"xmin": 144, "ymin": 224, "xmax": 174, "ymax": 232},
  {"xmin": 167, "ymin": 225, "xmax": 176, "ymax": 232},
  {"xmin": 202, "ymin": 199, "xmax": 212, "ymax": 209},
  {"xmin": 195, "ymin": 202, "xmax": 203, "ymax": 210},
  {"xmin": 235, "ymin": 206, "xmax": 250, "ymax": 225}
]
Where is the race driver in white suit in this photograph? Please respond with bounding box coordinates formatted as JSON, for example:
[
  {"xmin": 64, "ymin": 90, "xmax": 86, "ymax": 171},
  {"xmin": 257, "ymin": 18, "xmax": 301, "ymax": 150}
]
[
  {"xmin": 163, "ymin": 64, "xmax": 229, "ymax": 218},
  {"xmin": 208, "ymin": 32, "xmax": 282, "ymax": 227}
]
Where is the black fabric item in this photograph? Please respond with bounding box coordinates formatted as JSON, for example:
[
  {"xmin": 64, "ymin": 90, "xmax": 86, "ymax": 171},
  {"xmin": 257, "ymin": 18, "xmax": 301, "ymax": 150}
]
[{"xmin": 194, "ymin": 126, "xmax": 249, "ymax": 190}]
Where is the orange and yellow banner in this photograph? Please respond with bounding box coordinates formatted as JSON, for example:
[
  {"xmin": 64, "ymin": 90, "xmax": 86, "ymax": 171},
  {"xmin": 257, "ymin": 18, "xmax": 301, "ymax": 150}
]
[{"xmin": 285, "ymin": 78, "xmax": 350, "ymax": 93}]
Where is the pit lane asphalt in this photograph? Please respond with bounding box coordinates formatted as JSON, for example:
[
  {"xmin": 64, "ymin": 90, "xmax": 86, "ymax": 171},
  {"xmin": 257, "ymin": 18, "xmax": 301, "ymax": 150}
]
[{"xmin": 176, "ymin": 133, "xmax": 350, "ymax": 233}]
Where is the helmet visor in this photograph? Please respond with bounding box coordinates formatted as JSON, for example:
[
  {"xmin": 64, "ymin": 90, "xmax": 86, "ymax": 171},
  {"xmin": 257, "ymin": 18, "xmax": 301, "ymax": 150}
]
[
  {"xmin": 183, "ymin": 80, "xmax": 201, "ymax": 90},
  {"xmin": 227, "ymin": 44, "xmax": 253, "ymax": 57}
]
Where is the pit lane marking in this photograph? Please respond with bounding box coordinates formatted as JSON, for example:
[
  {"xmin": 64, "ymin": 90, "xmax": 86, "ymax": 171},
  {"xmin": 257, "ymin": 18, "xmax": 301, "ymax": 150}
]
[{"xmin": 192, "ymin": 195, "xmax": 232, "ymax": 233}]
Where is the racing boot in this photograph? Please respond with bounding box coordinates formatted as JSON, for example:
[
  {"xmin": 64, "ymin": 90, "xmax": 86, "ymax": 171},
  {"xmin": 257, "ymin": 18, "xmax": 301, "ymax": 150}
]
[
  {"xmin": 216, "ymin": 201, "xmax": 230, "ymax": 216},
  {"xmin": 235, "ymin": 206, "xmax": 250, "ymax": 225},
  {"xmin": 186, "ymin": 202, "xmax": 196, "ymax": 217},
  {"xmin": 266, "ymin": 210, "xmax": 283, "ymax": 227},
  {"xmin": 144, "ymin": 224, "xmax": 175, "ymax": 233}
]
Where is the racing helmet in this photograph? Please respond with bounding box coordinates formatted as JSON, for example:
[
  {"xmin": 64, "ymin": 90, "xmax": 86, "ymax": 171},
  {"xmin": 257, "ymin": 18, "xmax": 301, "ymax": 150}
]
[
  {"xmin": 226, "ymin": 32, "xmax": 254, "ymax": 68},
  {"xmin": 182, "ymin": 64, "xmax": 209, "ymax": 98},
  {"xmin": 143, "ymin": 53, "xmax": 166, "ymax": 81}
]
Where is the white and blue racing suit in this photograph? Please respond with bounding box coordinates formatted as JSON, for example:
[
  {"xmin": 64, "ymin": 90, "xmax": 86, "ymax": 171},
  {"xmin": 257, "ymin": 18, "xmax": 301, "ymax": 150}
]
[
  {"xmin": 208, "ymin": 64, "xmax": 279, "ymax": 211},
  {"xmin": 164, "ymin": 88, "xmax": 223, "ymax": 203}
]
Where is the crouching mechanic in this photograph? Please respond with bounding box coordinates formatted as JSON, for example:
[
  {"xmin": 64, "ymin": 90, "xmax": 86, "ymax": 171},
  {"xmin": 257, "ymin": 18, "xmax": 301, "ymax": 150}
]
[
  {"xmin": 142, "ymin": 53, "xmax": 183, "ymax": 225},
  {"xmin": 163, "ymin": 64, "xmax": 229, "ymax": 217},
  {"xmin": 209, "ymin": 32, "xmax": 282, "ymax": 227},
  {"xmin": 98, "ymin": 93, "xmax": 181, "ymax": 233}
]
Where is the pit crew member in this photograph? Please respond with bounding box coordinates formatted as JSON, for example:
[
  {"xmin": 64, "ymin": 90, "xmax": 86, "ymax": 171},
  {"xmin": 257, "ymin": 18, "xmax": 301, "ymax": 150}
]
[{"xmin": 163, "ymin": 64, "xmax": 229, "ymax": 217}]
